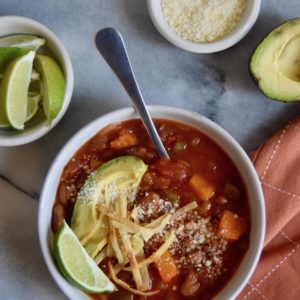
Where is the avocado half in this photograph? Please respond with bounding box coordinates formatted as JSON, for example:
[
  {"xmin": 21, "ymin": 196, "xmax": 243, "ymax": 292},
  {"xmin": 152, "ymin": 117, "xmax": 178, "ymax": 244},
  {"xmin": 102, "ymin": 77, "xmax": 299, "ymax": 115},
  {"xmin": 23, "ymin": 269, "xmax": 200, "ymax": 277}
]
[
  {"xmin": 250, "ymin": 18, "xmax": 300, "ymax": 102},
  {"xmin": 71, "ymin": 155, "xmax": 148, "ymax": 258}
]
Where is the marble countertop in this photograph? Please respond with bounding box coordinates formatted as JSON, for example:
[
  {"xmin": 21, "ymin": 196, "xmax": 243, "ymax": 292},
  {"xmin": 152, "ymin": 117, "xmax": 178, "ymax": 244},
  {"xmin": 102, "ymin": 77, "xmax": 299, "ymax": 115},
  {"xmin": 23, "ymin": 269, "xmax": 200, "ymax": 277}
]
[{"xmin": 0, "ymin": 0, "xmax": 299, "ymax": 299}]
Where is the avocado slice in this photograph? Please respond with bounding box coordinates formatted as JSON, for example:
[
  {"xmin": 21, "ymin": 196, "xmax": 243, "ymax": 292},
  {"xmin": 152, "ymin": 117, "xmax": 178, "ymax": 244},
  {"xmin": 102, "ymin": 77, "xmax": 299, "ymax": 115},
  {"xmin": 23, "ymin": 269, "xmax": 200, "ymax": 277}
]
[
  {"xmin": 250, "ymin": 18, "xmax": 300, "ymax": 102},
  {"xmin": 71, "ymin": 155, "xmax": 147, "ymax": 258}
]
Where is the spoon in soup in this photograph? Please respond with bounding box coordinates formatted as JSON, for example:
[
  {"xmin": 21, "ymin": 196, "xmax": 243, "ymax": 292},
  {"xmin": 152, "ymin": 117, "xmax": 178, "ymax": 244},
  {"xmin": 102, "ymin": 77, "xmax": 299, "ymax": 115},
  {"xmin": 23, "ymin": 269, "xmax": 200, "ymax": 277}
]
[{"xmin": 95, "ymin": 28, "xmax": 170, "ymax": 159}]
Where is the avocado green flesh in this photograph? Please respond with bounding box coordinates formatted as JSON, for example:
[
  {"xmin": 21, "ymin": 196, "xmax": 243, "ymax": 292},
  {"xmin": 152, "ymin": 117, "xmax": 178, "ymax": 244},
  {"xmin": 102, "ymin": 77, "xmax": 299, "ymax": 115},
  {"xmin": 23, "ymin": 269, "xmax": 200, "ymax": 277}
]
[
  {"xmin": 250, "ymin": 18, "xmax": 300, "ymax": 101},
  {"xmin": 71, "ymin": 155, "xmax": 148, "ymax": 258}
]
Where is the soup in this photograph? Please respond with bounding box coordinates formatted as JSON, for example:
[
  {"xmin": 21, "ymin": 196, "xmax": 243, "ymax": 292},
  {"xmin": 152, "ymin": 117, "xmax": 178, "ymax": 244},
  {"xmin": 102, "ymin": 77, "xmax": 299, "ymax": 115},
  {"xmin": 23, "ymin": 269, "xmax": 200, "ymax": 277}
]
[{"xmin": 51, "ymin": 119, "xmax": 250, "ymax": 300}]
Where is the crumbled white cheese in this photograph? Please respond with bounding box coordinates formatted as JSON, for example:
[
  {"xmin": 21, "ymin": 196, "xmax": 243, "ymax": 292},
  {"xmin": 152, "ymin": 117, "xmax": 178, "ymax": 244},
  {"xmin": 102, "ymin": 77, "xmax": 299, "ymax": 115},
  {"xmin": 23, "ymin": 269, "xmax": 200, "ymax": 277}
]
[{"xmin": 161, "ymin": 0, "xmax": 246, "ymax": 43}]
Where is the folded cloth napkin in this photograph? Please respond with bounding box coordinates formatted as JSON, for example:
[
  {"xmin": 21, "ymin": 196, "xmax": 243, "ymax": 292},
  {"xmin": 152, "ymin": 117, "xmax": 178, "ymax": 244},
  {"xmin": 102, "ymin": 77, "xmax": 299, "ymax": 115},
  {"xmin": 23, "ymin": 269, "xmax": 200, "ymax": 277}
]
[{"xmin": 237, "ymin": 116, "xmax": 300, "ymax": 300}]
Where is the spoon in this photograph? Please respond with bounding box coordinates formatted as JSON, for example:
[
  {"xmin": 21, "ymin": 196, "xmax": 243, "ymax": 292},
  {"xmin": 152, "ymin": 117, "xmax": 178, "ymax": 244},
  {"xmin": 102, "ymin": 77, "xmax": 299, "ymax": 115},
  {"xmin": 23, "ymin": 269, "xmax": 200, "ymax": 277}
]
[{"xmin": 95, "ymin": 28, "xmax": 170, "ymax": 159}]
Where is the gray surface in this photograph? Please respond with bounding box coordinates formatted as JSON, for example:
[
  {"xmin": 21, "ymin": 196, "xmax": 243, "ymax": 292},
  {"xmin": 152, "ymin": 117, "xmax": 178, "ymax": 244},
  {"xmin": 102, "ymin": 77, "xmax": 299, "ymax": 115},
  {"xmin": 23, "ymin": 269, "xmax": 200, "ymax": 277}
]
[{"xmin": 0, "ymin": 0, "xmax": 299, "ymax": 299}]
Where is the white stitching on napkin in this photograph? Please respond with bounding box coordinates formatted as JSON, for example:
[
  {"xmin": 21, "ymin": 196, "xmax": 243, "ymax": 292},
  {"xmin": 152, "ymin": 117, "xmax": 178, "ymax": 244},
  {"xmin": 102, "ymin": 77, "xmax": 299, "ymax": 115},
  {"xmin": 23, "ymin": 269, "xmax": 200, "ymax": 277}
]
[
  {"xmin": 286, "ymin": 124, "xmax": 300, "ymax": 130},
  {"xmin": 261, "ymin": 182, "xmax": 300, "ymax": 201},
  {"xmin": 261, "ymin": 127, "xmax": 287, "ymax": 180},
  {"xmin": 243, "ymin": 244, "xmax": 299, "ymax": 300},
  {"xmin": 247, "ymin": 283, "xmax": 268, "ymax": 300},
  {"xmin": 280, "ymin": 231, "xmax": 300, "ymax": 246}
]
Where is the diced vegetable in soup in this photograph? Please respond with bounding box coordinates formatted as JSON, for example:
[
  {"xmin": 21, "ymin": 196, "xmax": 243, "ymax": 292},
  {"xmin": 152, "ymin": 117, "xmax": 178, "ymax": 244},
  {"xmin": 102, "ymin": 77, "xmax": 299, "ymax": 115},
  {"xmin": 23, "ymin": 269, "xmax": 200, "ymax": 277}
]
[{"xmin": 51, "ymin": 119, "xmax": 250, "ymax": 300}]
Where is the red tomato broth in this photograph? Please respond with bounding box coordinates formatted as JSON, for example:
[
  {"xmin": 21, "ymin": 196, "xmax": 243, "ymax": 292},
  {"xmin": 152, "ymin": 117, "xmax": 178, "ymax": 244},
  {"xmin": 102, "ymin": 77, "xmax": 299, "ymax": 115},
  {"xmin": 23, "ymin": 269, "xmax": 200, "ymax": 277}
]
[{"xmin": 51, "ymin": 119, "xmax": 250, "ymax": 300}]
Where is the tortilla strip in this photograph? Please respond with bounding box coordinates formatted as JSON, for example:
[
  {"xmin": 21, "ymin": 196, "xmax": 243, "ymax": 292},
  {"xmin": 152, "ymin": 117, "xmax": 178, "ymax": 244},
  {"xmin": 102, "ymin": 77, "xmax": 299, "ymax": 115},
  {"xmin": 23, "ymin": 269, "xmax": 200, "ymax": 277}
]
[
  {"xmin": 94, "ymin": 247, "xmax": 106, "ymax": 265},
  {"xmin": 98, "ymin": 204, "xmax": 154, "ymax": 241},
  {"xmin": 113, "ymin": 236, "xmax": 145, "ymax": 275},
  {"xmin": 171, "ymin": 201, "xmax": 197, "ymax": 221},
  {"xmin": 120, "ymin": 231, "xmax": 143, "ymax": 290},
  {"xmin": 113, "ymin": 262, "xmax": 125, "ymax": 275},
  {"xmin": 99, "ymin": 204, "xmax": 143, "ymax": 231},
  {"xmin": 134, "ymin": 235, "xmax": 151, "ymax": 291},
  {"xmin": 123, "ymin": 231, "xmax": 176, "ymax": 271},
  {"xmin": 145, "ymin": 214, "xmax": 170, "ymax": 228},
  {"xmin": 111, "ymin": 220, "xmax": 140, "ymax": 234},
  {"xmin": 145, "ymin": 214, "xmax": 171, "ymax": 235},
  {"xmin": 111, "ymin": 226, "xmax": 124, "ymax": 264},
  {"xmin": 131, "ymin": 206, "xmax": 139, "ymax": 224},
  {"xmin": 93, "ymin": 237, "xmax": 108, "ymax": 258},
  {"xmin": 108, "ymin": 262, "xmax": 159, "ymax": 296}
]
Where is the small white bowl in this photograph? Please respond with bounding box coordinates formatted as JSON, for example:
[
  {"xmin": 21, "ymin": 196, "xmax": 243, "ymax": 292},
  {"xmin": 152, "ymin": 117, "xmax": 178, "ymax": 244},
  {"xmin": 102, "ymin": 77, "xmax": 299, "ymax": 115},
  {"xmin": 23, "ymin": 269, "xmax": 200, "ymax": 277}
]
[
  {"xmin": 148, "ymin": 0, "xmax": 261, "ymax": 53},
  {"xmin": 0, "ymin": 16, "xmax": 74, "ymax": 147},
  {"xmin": 39, "ymin": 106, "xmax": 265, "ymax": 300}
]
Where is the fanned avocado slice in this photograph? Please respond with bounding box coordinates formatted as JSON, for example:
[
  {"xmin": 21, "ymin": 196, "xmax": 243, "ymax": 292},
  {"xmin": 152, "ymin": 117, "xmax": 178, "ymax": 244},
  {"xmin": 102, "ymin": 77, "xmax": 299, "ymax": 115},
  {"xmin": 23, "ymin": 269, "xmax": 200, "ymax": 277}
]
[
  {"xmin": 250, "ymin": 18, "xmax": 300, "ymax": 102},
  {"xmin": 71, "ymin": 155, "xmax": 148, "ymax": 258}
]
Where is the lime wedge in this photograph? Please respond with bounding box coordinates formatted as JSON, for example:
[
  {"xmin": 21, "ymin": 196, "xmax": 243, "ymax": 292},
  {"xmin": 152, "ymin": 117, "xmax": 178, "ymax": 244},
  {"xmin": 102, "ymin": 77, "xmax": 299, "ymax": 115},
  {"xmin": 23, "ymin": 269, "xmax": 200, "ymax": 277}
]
[
  {"xmin": 0, "ymin": 92, "xmax": 41, "ymax": 127},
  {"xmin": 0, "ymin": 47, "xmax": 28, "ymax": 72},
  {"xmin": 0, "ymin": 51, "xmax": 35, "ymax": 130},
  {"xmin": 0, "ymin": 68, "xmax": 40, "ymax": 81},
  {"xmin": 0, "ymin": 34, "xmax": 45, "ymax": 51},
  {"xmin": 26, "ymin": 92, "xmax": 41, "ymax": 121},
  {"xmin": 54, "ymin": 221, "xmax": 116, "ymax": 293},
  {"xmin": 34, "ymin": 55, "xmax": 65, "ymax": 125}
]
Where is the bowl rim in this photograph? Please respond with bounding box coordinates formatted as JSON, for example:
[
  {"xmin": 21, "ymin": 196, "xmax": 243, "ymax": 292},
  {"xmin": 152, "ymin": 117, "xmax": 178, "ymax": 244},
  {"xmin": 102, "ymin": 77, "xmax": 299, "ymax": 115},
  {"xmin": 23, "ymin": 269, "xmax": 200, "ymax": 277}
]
[
  {"xmin": 0, "ymin": 15, "xmax": 74, "ymax": 146},
  {"xmin": 147, "ymin": 0, "xmax": 261, "ymax": 53},
  {"xmin": 38, "ymin": 105, "xmax": 265, "ymax": 300}
]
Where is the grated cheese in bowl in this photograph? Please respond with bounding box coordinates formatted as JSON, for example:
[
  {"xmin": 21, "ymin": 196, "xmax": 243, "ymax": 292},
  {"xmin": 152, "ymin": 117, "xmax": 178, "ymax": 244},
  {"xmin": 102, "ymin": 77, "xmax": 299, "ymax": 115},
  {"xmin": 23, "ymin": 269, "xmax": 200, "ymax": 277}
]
[{"xmin": 161, "ymin": 0, "xmax": 247, "ymax": 43}]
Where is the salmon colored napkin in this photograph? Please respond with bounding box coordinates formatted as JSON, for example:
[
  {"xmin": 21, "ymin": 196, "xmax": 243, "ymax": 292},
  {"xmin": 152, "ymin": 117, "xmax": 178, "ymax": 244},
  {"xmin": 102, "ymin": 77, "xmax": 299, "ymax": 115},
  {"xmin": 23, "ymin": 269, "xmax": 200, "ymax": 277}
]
[{"xmin": 237, "ymin": 116, "xmax": 300, "ymax": 300}]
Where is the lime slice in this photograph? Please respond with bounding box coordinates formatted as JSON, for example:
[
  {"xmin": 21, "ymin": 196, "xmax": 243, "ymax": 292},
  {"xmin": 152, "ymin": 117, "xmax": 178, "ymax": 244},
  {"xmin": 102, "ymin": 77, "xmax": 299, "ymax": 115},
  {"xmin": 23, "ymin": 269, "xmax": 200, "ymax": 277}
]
[
  {"xmin": 0, "ymin": 47, "xmax": 28, "ymax": 72},
  {"xmin": 26, "ymin": 92, "xmax": 41, "ymax": 121},
  {"xmin": 34, "ymin": 55, "xmax": 65, "ymax": 125},
  {"xmin": 0, "ymin": 34, "xmax": 45, "ymax": 51},
  {"xmin": 0, "ymin": 51, "xmax": 35, "ymax": 130},
  {"xmin": 0, "ymin": 68, "xmax": 40, "ymax": 81},
  {"xmin": 54, "ymin": 221, "xmax": 116, "ymax": 293}
]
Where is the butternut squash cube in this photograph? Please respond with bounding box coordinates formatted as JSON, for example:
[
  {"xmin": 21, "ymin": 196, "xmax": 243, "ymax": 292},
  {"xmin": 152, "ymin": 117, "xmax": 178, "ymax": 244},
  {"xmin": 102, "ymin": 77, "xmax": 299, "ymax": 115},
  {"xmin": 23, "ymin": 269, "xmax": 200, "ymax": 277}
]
[
  {"xmin": 155, "ymin": 250, "xmax": 179, "ymax": 283},
  {"xmin": 189, "ymin": 173, "xmax": 215, "ymax": 201},
  {"xmin": 110, "ymin": 133, "xmax": 138, "ymax": 149},
  {"xmin": 217, "ymin": 210, "xmax": 247, "ymax": 240}
]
